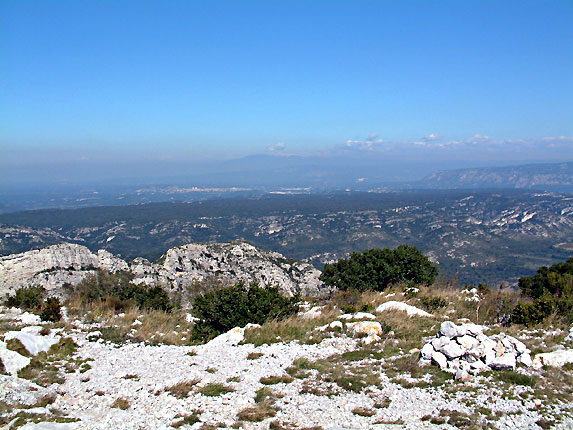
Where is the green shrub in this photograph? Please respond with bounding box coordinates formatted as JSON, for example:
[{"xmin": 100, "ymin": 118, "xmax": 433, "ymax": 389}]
[
  {"xmin": 4, "ymin": 286, "xmax": 46, "ymax": 310},
  {"xmin": 118, "ymin": 284, "xmax": 172, "ymax": 311},
  {"xmin": 320, "ymin": 245, "xmax": 437, "ymax": 291},
  {"xmin": 512, "ymin": 258, "xmax": 573, "ymax": 326},
  {"xmin": 518, "ymin": 258, "xmax": 573, "ymax": 299},
  {"xmin": 190, "ymin": 282, "xmax": 299, "ymax": 342},
  {"xmin": 331, "ymin": 289, "xmax": 364, "ymax": 314},
  {"xmin": 494, "ymin": 370, "xmax": 536, "ymax": 387},
  {"xmin": 419, "ymin": 296, "xmax": 448, "ymax": 311},
  {"xmin": 511, "ymin": 294, "xmax": 573, "ymax": 326},
  {"xmin": 74, "ymin": 270, "xmax": 134, "ymax": 302},
  {"xmin": 40, "ymin": 297, "xmax": 62, "ymax": 322},
  {"xmin": 510, "ymin": 296, "xmax": 556, "ymax": 326},
  {"xmin": 73, "ymin": 269, "xmax": 172, "ymax": 311}
]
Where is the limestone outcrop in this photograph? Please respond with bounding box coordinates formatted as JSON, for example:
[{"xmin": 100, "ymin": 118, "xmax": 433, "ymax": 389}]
[
  {"xmin": 0, "ymin": 244, "xmax": 128, "ymax": 297},
  {"xmin": 0, "ymin": 242, "xmax": 325, "ymax": 298},
  {"xmin": 130, "ymin": 242, "xmax": 324, "ymax": 296}
]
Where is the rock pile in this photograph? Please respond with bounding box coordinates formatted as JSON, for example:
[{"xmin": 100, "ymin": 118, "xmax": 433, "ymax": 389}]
[{"xmin": 420, "ymin": 321, "xmax": 532, "ymax": 379}]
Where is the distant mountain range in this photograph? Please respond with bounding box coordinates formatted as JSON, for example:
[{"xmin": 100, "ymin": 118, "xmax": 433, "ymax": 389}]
[
  {"xmin": 1, "ymin": 160, "xmax": 572, "ymax": 214},
  {"xmin": 416, "ymin": 162, "xmax": 573, "ymax": 192}
]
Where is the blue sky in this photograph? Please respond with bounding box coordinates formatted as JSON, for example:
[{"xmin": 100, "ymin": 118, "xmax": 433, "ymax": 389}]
[{"xmin": 1, "ymin": 0, "xmax": 572, "ymax": 172}]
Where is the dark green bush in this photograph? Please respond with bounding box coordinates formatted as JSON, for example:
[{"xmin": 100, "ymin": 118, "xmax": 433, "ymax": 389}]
[
  {"xmin": 4, "ymin": 286, "xmax": 46, "ymax": 310},
  {"xmin": 511, "ymin": 258, "xmax": 573, "ymax": 326},
  {"xmin": 419, "ymin": 296, "xmax": 448, "ymax": 311},
  {"xmin": 510, "ymin": 293, "xmax": 573, "ymax": 327},
  {"xmin": 74, "ymin": 270, "xmax": 172, "ymax": 312},
  {"xmin": 320, "ymin": 245, "xmax": 437, "ymax": 292},
  {"xmin": 74, "ymin": 270, "xmax": 135, "ymax": 302},
  {"xmin": 40, "ymin": 297, "xmax": 62, "ymax": 322},
  {"xmin": 190, "ymin": 282, "xmax": 299, "ymax": 342},
  {"xmin": 518, "ymin": 258, "xmax": 573, "ymax": 299}
]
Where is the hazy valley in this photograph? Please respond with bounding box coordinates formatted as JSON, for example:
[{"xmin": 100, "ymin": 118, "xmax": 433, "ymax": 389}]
[{"xmin": 1, "ymin": 189, "xmax": 572, "ymax": 287}]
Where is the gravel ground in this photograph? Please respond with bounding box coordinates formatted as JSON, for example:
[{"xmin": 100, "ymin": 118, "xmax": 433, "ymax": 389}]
[{"xmin": 2, "ymin": 307, "xmax": 573, "ymax": 429}]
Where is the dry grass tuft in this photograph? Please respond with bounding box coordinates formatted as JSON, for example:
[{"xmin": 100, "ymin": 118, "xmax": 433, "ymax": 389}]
[
  {"xmin": 170, "ymin": 411, "xmax": 202, "ymax": 428},
  {"xmin": 260, "ymin": 375, "xmax": 294, "ymax": 385},
  {"xmin": 198, "ymin": 382, "xmax": 234, "ymax": 397},
  {"xmin": 66, "ymin": 297, "xmax": 194, "ymax": 346},
  {"xmin": 243, "ymin": 309, "xmax": 341, "ymax": 346},
  {"xmin": 352, "ymin": 407, "xmax": 376, "ymax": 417},
  {"xmin": 111, "ymin": 397, "xmax": 129, "ymax": 410},
  {"xmin": 6, "ymin": 338, "xmax": 31, "ymax": 357},
  {"xmin": 247, "ymin": 352, "xmax": 264, "ymax": 360},
  {"xmin": 165, "ymin": 379, "xmax": 201, "ymax": 399}
]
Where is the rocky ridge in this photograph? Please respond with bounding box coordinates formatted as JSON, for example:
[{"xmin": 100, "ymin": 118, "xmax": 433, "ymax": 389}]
[{"xmin": 0, "ymin": 242, "xmax": 325, "ymax": 298}]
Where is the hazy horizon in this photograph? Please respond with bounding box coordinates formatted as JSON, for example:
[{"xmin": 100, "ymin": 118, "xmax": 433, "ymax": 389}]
[{"xmin": 1, "ymin": 1, "xmax": 572, "ymax": 190}]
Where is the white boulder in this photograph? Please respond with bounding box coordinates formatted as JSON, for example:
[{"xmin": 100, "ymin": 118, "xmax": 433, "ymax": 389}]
[
  {"xmin": 375, "ymin": 301, "xmax": 433, "ymax": 317},
  {"xmin": 431, "ymin": 350, "xmax": 448, "ymax": 369},
  {"xmin": 0, "ymin": 340, "xmax": 31, "ymax": 375},
  {"xmin": 533, "ymin": 349, "xmax": 573, "ymax": 368},
  {"xmin": 347, "ymin": 321, "xmax": 384, "ymax": 336},
  {"xmin": 206, "ymin": 324, "xmax": 261, "ymax": 347},
  {"xmin": 339, "ymin": 312, "xmax": 376, "ymax": 320},
  {"xmin": 4, "ymin": 331, "xmax": 59, "ymax": 356},
  {"xmin": 489, "ymin": 353, "xmax": 517, "ymax": 371}
]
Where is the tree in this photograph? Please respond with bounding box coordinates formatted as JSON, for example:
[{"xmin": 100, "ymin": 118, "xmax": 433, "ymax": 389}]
[{"xmin": 320, "ymin": 245, "xmax": 438, "ymax": 291}]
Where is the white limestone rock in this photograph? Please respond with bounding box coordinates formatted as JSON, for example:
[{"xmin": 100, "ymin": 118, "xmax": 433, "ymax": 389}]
[
  {"xmin": 206, "ymin": 324, "xmax": 261, "ymax": 347},
  {"xmin": 0, "ymin": 241, "xmax": 328, "ymax": 299},
  {"xmin": 346, "ymin": 321, "xmax": 384, "ymax": 337},
  {"xmin": 431, "ymin": 336, "xmax": 450, "ymax": 350},
  {"xmin": 338, "ymin": 312, "xmax": 376, "ymax": 320},
  {"xmin": 565, "ymin": 327, "xmax": 573, "ymax": 343},
  {"xmin": 17, "ymin": 311, "xmax": 42, "ymax": 325},
  {"xmin": 457, "ymin": 334, "xmax": 480, "ymax": 350},
  {"xmin": 518, "ymin": 352, "xmax": 533, "ymax": 367},
  {"xmin": 301, "ymin": 306, "xmax": 324, "ymax": 319},
  {"xmin": 317, "ymin": 321, "xmax": 344, "ymax": 332},
  {"xmin": 0, "ymin": 243, "xmax": 125, "ymax": 296},
  {"xmin": 533, "ymin": 349, "xmax": 573, "ymax": 368},
  {"xmin": 19, "ymin": 423, "xmax": 78, "ymax": 430},
  {"xmin": 439, "ymin": 321, "xmax": 460, "ymax": 338},
  {"xmin": 421, "ymin": 321, "xmax": 532, "ymax": 374},
  {"xmin": 489, "ymin": 353, "xmax": 517, "ymax": 371},
  {"xmin": 439, "ymin": 340, "xmax": 466, "ymax": 359},
  {"xmin": 138, "ymin": 242, "xmax": 325, "ymax": 297},
  {"xmin": 431, "ymin": 350, "xmax": 448, "ymax": 369},
  {"xmin": 455, "ymin": 368, "xmax": 471, "ymax": 382},
  {"xmin": 0, "ymin": 340, "xmax": 31, "ymax": 375},
  {"xmin": 420, "ymin": 342, "xmax": 435, "ymax": 360},
  {"xmin": 375, "ymin": 301, "xmax": 433, "ymax": 317},
  {"xmin": 3, "ymin": 331, "xmax": 59, "ymax": 356},
  {"xmin": 469, "ymin": 360, "xmax": 489, "ymax": 373}
]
